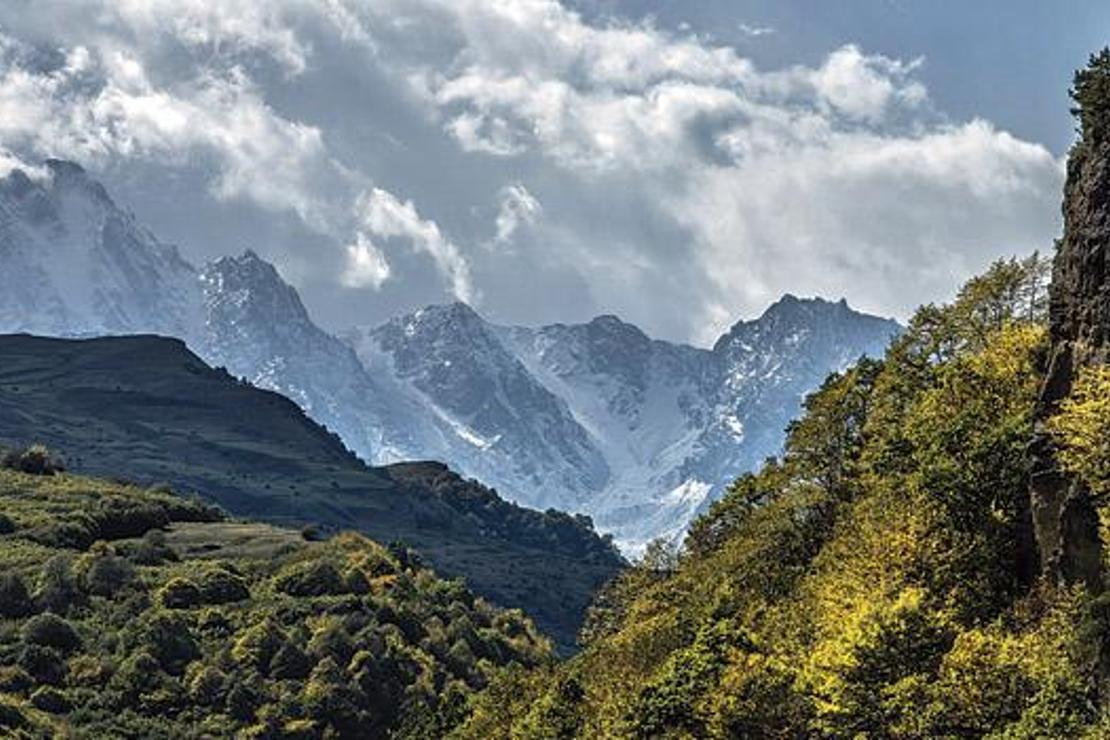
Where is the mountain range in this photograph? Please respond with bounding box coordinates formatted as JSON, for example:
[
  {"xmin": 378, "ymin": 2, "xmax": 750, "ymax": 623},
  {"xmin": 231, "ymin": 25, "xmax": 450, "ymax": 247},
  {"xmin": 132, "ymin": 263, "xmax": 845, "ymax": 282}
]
[{"xmin": 0, "ymin": 160, "xmax": 901, "ymax": 551}]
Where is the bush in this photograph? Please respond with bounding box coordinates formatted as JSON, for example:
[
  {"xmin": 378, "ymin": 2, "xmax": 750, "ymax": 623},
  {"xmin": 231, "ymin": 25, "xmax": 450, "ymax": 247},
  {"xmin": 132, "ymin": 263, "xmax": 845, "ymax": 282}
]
[
  {"xmin": 133, "ymin": 611, "xmax": 198, "ymax": 673},
  {"xmin": 22, "ymin": 613, "xmax": 82, "ymax": 653},
  {"xmin": 0, "ymin": 666, "xmax": 33, "ymax": 694},
  {"xmin": 110, "ymin": 649, "xmax": 163, "ymax": 701},
  {"xmin": 0, "ymin": 512, "xmax": 16, "ymax": 535},
  {"xmin": 89, "ymin": 498, "xmax": 169, "ymax": 540},
  {"xmin": 2, "ymin": 444, "xmax": 65, "ymax": 475},
  {"xmin": 226, "ymin": 680, "xmax": 261, "ymax": 722},
  {"xmin": 30, "ymin": 685, "xmax": 71, "ymax": 714},
  {"xmin": 0, "ymin": 698, "xmax": 26, "ymax": 730},
  {"xmin": 307, "ymin": 618, "xmax": 354, "ymax": 666},
  {"xmin": 232, "ymin": 619, "xmax": 287, "ymax": 673},
  {"xmin": 269, "ymin": 641, "xmax": 311, "ymax": 680},
  {"xmin": 186, "ymin": 663, "xmax": 227, "ymax": 706},
  {"xmin": 129, "ymin": 529, "xmax": 177, "ymax": 566},
  {"xmin": 159, "ymin": 578, "xmax": 202, "ymax": 609},
  {"xmin": 78, "ymin": 546, "xmax": 135, "ymax": 597},
  {"xmin": 18, "ymin": 644, "xmax": 66, "ymax": 685},
  {"xmin": 33, "ymin": 554, "xmax": 82, "ymax": 614},
  {"xmin": 0, "ymin": 573, "xmax": 33, "ymax": 618},
  {"xmin": 198, "ymin": 569, "xmax": 250, "ymax": 604},
  {"xmin": 272, "ymin": 560, "xmax": 345, "ymax": 597}
]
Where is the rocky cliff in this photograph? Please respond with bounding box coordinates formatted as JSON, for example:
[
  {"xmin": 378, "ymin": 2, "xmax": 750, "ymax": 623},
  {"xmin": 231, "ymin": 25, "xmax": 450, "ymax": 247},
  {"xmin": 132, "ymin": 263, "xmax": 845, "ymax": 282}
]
[{"xmin": 1031, "ymin": 51, "xmax": 1110, "ymax": 587}]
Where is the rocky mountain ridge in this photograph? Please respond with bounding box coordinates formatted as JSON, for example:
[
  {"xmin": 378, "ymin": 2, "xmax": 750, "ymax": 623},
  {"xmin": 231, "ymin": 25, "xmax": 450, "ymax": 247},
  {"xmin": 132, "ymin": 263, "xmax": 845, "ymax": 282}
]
[{"xmin": 0, "ymin": 159, "xmax": 901, "ymax": 551}]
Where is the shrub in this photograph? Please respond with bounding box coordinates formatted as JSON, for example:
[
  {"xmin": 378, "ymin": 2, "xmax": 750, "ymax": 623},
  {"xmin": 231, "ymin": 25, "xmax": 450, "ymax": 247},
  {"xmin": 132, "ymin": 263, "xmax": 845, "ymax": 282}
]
[
  {"xmin": 0, "ymin": 698, "xmax": 26, "ymax": 730},
  {"xmin": 129, "ymin": 529, "xmax": 177, "ymax": 566},
  {"xmin": 30, "ymin": 685, "xmax": 72, "ymax": 714},
  {"xmin": 33, "ymin": 554, "xmax": 82, "ymax": 614},
  {"xmin": 186, "ymin": 663, "xmax": 227, "ymax": 706},
  {"xmin": 158, "ymin": 578, "xmax": 202, "ymax": 609},
  {"xmin": 232, "ymin": 619, "xmax": 287, "ymax": 673},
  {"xmin": 269, "ymin": 642, "xmax": 311, "ymax": 680},
  {"xmin": 343, "ymin": 568, "xmax": 371, "ymax": 595},
  {"xmin": 307, "ymin": 618, "xmax": 354, "ymax": 666},
  {"xmin": 22, "ymin": 613, "xmax": 82, "ymax": 653},
  {"xmin": 110, "ymin": 649, "xmax": 163, "ymax": 701},
  {"xmin": 18, "ymin": 644, "xmax": 66, "ymax": 685},
  {"xmin": 0, "ymin": 512, "xmax": 16, "ymax": 535},
  {"xmin": 67, "ymin": 655, "xmax": 112, "ymax": 687},
  {"xmin": 0, "ymin": 666, "xmax": 33, "ymax": 694},
  {"xmin": 2, "ymin": 444, "xmax": 65, "ymax": 475},
  {"xmin": 226, "ymin": 680, "xmax": 261, "ymax": 722},
  {"xmin": 273, "ymin": 560, "xmax": 345, "ymax": 597},
  {"xmin": 0, "ymin": 573, "xmax": 33, "ymax": 618},
  {"xmin": 198, "ymin": 569, "xmax": 250, "ymax": 604},
  {"xmin": 132, "ymin": 611, "xmax": 198, "ymax": 673},
  {"xmin": 89, "ymin": 498, "xmax": 169, "ymax": 540},
  {"xmin": 78, "ymin": 545, "xmax": 136, "ymax": 597}
]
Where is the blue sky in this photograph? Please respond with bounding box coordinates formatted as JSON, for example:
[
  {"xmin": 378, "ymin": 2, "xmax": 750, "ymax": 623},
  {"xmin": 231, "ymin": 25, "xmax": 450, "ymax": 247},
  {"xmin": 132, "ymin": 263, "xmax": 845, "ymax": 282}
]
[{"xmin": 0, "ymin": 1, "xmax": 1096, "ymax": 343}]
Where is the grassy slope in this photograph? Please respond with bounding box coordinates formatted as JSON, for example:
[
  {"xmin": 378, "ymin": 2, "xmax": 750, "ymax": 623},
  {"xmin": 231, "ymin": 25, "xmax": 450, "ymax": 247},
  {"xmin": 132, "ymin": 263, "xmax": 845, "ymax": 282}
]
[
  {"xmin": 0, "ymin": 334, "xmax": 623, "ymax": 650},
  {"xmin": 0, "ymin": 467, "xmax": 553, "ymax": 738}
]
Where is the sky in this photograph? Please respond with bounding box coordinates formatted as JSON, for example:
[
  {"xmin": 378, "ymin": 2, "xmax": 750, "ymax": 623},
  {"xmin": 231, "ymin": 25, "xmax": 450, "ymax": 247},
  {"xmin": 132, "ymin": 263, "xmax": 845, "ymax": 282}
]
[{"xmin": 0, "ymin": 1, "xmax": 1104, "ymax": 345}]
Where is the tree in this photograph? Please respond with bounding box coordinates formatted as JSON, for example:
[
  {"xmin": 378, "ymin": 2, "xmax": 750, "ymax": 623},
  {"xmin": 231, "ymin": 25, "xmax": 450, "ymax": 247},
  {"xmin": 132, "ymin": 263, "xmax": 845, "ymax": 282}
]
[
  {"xmin": 1072, "ymin": 48, "xmax": 1110, "ymax": 144},
  {"xmin": 1047, "ymin": 365, "xmax": 1110, "ymax": 503}
]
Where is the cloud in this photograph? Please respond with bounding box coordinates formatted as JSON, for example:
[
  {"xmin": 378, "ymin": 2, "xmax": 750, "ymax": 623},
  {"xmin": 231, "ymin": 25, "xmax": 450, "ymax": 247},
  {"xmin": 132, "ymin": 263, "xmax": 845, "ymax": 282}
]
[
  {"xmin": 809, "ymin": 44, "xmax": 927, "ymax": 122},
  {"xmin": 737, "ymin": 23, "xmax": 775, "ymax": 38},
  {"xmin": 342, "ymin": 233, "xmax": 392, "ymax": 289},
  {"xmin": 364, "ymin": 0, "xmax": 1062, "ymax": 337},
  {"xmin": 494, "ymin": 183, "xmax": 543, "ymax": 246},
  {"xmin": 354, "ymin": 188, "xmax": 475, "ymax": 303},
  {"xmin": 0, "ymin": 0, "xmax": 1066, "ymax": 342},
  {"xmin": 0, "ymin": 31, "xmax": 340, "ymax": 231}
]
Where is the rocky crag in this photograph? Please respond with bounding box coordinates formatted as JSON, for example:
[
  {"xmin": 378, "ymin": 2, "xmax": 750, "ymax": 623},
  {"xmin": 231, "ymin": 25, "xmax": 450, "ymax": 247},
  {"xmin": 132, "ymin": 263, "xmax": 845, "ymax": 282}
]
[{"xmin": 1031, "ymin": 51, "xmax": 1110, "ymax": 587}]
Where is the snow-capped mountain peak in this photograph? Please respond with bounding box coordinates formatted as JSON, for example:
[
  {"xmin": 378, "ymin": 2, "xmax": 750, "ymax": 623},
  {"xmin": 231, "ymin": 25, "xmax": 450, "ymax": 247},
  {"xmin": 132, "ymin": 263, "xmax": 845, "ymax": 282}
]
[
  {"xmin": 0, "ymin": 160, "xmax": 200, "ymax": 339},
  {"xmin": 0, "ymin": 160, "xmax": 902, "ymax": 553}
]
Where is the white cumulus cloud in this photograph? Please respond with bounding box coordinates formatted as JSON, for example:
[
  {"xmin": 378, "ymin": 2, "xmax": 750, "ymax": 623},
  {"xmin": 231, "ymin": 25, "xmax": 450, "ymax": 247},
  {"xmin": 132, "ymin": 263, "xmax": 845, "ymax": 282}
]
[
  {"xmin": 354, "ymin": 188, "xmax": 475, "ymax": 303},
  {"xmin": 0, "ymin": 0, "xmax": 1068, "ymax": 341}
]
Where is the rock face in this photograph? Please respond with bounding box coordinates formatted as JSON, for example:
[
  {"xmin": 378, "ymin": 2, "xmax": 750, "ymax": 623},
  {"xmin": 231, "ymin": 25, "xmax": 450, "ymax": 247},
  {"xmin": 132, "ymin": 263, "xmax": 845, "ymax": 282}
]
[
  {"xmin": 1031, "ymin": 62, "xmax": 1110, "ymax": 588},
  {"xmin": 199, "ymin": 251, "xmax": 391, "ymax": 459},
  {"xmin": 344, "ymin": 303, "xmax": 610, "ymax": 506},
  {"xmin": 0, "ymin": 160, "xmax": 200, "ymax": 339}
]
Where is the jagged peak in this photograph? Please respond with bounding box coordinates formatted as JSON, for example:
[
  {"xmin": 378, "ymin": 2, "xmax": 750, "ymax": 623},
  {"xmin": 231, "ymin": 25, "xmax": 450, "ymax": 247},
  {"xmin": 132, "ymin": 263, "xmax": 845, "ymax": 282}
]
[
  {"xmin": 583, "ymin": 313, "xmax": 651, "ymax": 344},
  {"xmin": 400, "ymin": 300, "xmax": 488, "ymax": 330},
  {"xmin": 44, "ymin": 158, "xmax": 87, "ymax": 179},
  {"xmin": 202, "ymin": 250, "xmax": 286, "ymax": 285},
  {"xmin": 713, "ymin": 294, "xmax": 898, "ymax": 354},
  {"xmin": 1, "ymin": 158, "xmax": 108, "ymax": 205}
]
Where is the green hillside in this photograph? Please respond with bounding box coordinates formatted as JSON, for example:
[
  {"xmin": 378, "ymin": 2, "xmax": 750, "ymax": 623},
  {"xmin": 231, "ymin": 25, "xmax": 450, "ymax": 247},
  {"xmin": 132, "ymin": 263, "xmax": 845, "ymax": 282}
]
[
  {"xmin": 0, "ymin": 466, "xmax": 551, "ymax": 738},
  {"xmin": 455, "ymin": 53, "xmax": 1110, "ymax": 740},
  {"xmin": 0, "ymin": 334, "xmax": 624, "ymax": 650},
  {"xmin": 459, "ymin": 257, "xmax": 1110, "ymax": 739}
]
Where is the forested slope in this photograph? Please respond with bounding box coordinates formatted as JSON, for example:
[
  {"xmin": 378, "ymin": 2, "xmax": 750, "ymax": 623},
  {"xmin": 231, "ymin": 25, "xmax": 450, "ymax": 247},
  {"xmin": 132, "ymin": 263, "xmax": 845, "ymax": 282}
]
[{"xmin": 0, "ymin": 466, "xmax": 550, "ymax": 738}]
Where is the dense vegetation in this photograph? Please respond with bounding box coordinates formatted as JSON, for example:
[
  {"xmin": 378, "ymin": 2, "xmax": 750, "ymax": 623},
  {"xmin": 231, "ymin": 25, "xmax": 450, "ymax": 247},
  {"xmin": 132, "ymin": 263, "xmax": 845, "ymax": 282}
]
[
  {"xmin": 457, "ymin": 253, "xmax": 1110, "ymax": 738},
  {"xmin": 0, "ymin": 467, "xmax": 550, "ymax": 737},
  {"xmin": 0, "ymin": 334, "xmax": 624, "ymax": 649}
]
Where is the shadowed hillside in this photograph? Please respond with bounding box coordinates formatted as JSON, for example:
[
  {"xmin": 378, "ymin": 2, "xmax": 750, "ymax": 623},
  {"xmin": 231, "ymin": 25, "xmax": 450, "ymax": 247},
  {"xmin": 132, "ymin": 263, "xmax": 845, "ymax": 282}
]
[{"xmin": 0, "ymin": 334, "xmax": 624, "ymax": 650}]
